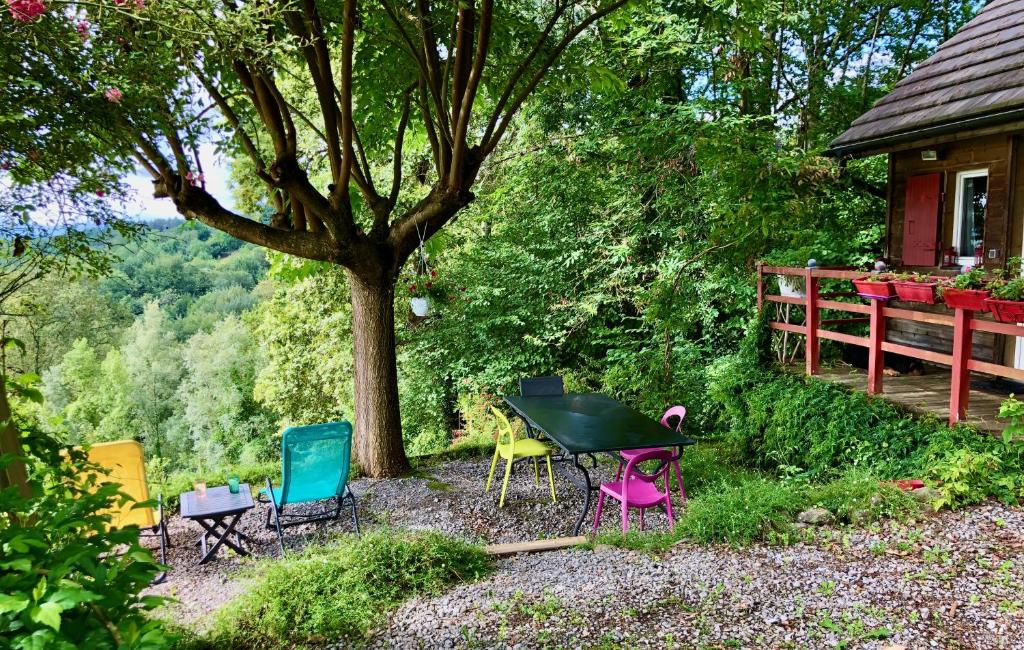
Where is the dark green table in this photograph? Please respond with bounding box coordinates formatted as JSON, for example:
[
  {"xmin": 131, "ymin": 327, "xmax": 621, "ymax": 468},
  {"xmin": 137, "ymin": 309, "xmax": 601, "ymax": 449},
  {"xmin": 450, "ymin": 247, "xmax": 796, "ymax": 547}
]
[{"xmin": 502, "ymin": 393, "xmax": 695, "ymax": 534}]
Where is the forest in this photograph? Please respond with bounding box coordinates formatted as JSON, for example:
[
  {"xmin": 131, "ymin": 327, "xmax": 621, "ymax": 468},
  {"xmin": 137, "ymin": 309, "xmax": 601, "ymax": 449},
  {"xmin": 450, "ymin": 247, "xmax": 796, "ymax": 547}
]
[{"xmin": 8, "ymin": 0, "xmax": 1024, "ymax": 648}]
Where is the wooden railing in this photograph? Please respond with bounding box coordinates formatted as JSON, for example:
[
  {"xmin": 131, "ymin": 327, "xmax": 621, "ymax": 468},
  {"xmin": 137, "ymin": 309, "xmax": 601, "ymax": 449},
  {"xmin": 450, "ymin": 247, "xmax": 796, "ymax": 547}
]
[{"xmin": 757, "ymin": 264, "xmax": 1024, "ymax": 425}]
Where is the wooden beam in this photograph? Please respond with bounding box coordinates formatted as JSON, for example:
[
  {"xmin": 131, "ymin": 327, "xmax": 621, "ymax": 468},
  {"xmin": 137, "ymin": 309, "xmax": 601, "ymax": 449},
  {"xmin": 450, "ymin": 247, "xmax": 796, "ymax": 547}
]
[
  {"xmin": 484, "ymin": 536, "xmax": 589, "ymax": 557},
  {"xmin": 817, "ymin": 299, "xmax": 871, "ymax": 314},
  {"xmin": 817, "ymin": 329, "xmax": 870, "ymax": 347},
  {"xmin": 821, "ymin": 317, "xmax": 871, "ymax": 325},
  {"xmin": 765, "ymin": 295, "xmax": 806, "ymax": 306},
  {"xmin": 805, "ymin": 270, "xmax": 820, "ymax": 375},
  {"xmin": 950, "ymin": 308, "xmax": 974, "ymax": 425},
  {"xmin": 968, "ymin": 359, "xmax": 1024, "ymax": 382},
  {"xmin": 868, "ymin": 299, "xmax": 885, "ymax": 394},
  {"xmin": 769, "ymin": 321, "xmax": 805, "ymax": 335},
  {"xmin": 883, "ymin": 307, "xmax": 955, "ymax": 326},
  {"xmin": 880, "ymin": 341, "xmax": 954, "ymax": 366},
  {"xmin": 970, "ymin": 318, "xmax": 1024, "ymax": 337}
]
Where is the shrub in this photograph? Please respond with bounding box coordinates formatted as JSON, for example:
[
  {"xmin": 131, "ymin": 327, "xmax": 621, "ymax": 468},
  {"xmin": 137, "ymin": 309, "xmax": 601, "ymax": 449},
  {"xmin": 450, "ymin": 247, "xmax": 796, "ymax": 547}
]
[
  {"xmin": 678, "ymin": 476, "xmax": 806, "ymax": 545},
  {"xmin": 708, "ymin": 323, "xmax": 1024, "ymax": 507},
  {"xmin": 1, "ymin": 384, "xmax": 171, "ymax": 648},
  {"xmin": 806, "ymin": 471, "xmax": 918, "ymax": 523},
  {"xmin": 198, "ymin": 530, "xmax": 492, "ymax": 648}
]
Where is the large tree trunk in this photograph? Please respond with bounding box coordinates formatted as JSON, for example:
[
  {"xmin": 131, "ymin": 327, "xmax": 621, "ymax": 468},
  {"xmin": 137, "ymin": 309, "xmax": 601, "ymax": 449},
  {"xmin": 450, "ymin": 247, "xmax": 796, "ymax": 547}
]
[
  {"xmin": 348, "ymin": 271, "xmax": 411, "ymax": 478},
  {"xmin": 0, "ymin": 375, "xmax": 31, "ymax": 497}
]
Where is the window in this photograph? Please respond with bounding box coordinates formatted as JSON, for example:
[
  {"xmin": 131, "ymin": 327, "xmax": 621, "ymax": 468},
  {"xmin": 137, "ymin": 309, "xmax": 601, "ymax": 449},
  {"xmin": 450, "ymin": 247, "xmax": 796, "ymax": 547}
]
[{"xmin": 952, "ymin": 169, "xmax": 988, "ymax": 266}]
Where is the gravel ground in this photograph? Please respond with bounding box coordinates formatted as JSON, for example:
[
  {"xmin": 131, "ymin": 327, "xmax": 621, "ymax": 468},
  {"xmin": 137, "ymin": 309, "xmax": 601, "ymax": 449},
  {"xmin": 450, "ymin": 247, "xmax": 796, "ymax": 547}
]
[{"xmin": 145, "ymin": 456, "xmax": 1024, "ymax": 648}]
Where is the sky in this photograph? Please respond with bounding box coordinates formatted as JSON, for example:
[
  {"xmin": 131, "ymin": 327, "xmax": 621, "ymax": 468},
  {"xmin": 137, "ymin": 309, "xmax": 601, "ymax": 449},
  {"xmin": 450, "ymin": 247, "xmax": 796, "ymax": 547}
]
[{"xmin": 121, "ymin": 143, "xmax": 235, "ymax": 222}]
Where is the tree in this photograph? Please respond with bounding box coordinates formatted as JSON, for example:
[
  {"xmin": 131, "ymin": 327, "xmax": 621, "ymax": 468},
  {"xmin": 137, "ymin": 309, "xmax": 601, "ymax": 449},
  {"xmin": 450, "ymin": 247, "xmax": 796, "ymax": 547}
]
[
  {"xmin": 6, "ymin": 0, "xmax": 629, "ymax": 476},
  {"xmin": 120, "ymin": 302, "xmax": 184, "ymax": 459}
]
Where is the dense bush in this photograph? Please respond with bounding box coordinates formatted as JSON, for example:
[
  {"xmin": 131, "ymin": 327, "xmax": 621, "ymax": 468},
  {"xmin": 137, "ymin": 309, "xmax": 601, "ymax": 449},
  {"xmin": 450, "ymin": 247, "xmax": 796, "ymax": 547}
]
[
  {"xmin": 679, "ymin": 476, "xmax": 806, "ymax": 545},
  {"xmin": 708, "ymin": 321, "xmax": 1024, "ymax": 507},
  {"xmin": 0, "ymin": 387, "xmax": 170, "ymax": 648},
  {"xmin": 187, "ymin": 531, "xmax": 492, "ymax": 648}
]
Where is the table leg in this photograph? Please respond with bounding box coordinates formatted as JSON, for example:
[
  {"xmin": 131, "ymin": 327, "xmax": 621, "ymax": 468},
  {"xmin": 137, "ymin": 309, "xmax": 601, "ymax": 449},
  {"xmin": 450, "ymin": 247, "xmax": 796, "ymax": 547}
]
[
  {"xmin": 196, "ymin": 514, "xmax": 248, "ymax": 564},
  {"xmin": 571, "ymin": 454, "xmax": 593, "ymax": 536}
]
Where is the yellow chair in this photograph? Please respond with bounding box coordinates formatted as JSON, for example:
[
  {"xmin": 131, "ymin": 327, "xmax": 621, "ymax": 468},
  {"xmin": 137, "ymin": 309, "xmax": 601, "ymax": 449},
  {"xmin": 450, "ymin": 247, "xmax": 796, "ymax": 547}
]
[
  {"xmin": 81, "ymin": 440, "xmax": 169, "ymax": 582},
  {"xmin": 485, "ymin": 407, "xmax": 556, "ymax": 507}
]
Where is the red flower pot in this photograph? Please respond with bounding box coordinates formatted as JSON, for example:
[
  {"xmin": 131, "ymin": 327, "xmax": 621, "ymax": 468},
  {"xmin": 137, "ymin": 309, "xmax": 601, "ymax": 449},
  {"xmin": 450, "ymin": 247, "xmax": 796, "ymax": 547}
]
[
  {"xmin": 893, "ymin": 281, "xmax": 939, "ymax": 304},
  {"xmin": 984, "ymin": 298, "xmax": 1024, "ymax": 323},
  {"xmin": 941, "ymin": 288, "xmax": 990, "ymax": 312},
  {"xmin": 852, "ymin": 277, "xmax": 895, "ymax": 300}
]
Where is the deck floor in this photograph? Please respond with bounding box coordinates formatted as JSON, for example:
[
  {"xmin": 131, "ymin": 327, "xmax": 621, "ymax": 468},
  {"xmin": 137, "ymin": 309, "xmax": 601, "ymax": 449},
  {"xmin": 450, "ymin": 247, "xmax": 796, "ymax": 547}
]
[{"xmin": 800, "ymin": 365, "xmax": 1018, "ymax": 433}]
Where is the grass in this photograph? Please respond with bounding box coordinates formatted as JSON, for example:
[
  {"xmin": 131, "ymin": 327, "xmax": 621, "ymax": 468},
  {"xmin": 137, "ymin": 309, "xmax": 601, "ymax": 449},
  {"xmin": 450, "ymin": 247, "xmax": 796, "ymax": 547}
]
[{"xmin": 176, "ymin": 530, "xmax": 492, "ymax": 649}]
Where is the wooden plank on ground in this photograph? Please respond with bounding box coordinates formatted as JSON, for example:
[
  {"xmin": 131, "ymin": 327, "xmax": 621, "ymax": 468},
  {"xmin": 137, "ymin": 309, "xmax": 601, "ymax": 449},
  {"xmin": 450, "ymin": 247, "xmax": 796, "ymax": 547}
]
[{"xmin": 484, "ymin": 536, "xmax": 589, "ymax": 557}]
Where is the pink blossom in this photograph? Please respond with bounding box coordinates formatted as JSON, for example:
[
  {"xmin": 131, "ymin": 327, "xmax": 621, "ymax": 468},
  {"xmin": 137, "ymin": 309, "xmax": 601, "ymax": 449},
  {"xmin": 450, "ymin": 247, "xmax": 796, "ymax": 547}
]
[
  {"xmin": 104, "ymin": 87, "xmax": 123, "ymax": 103},
  {"xmin": 76, "ymin": 19, "xmax": 89, "ymax": 34},
  {"xmin": 134, "ymin": 0, "xmax": 144, "ymax": 8},
  {"xmin": 7, "ymin": 0, "xmax": 46, "ymax": 22},
  {"xmin": 96, "ymin": 189, "xmax": 106, "ymax": 197}
]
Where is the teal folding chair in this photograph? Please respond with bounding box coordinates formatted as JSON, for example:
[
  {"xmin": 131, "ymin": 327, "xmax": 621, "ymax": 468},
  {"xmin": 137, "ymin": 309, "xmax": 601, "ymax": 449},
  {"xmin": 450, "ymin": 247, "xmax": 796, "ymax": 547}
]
[{"xmin": 261, "ymin": 421, "xmax": 359, "ymax": 555}]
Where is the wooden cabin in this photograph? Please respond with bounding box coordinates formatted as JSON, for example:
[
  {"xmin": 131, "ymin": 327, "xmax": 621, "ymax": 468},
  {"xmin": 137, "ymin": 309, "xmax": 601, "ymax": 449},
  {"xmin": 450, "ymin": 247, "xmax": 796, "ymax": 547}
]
[{"xmin": 826, "ymin": 0, "xmax": 1024, "ymax": 369}]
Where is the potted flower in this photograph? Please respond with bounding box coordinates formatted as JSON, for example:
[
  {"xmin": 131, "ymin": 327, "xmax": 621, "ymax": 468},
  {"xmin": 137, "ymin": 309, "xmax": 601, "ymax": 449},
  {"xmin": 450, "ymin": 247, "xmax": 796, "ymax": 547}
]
[
  {"xmin": 405, "ymin": 269, "xmax": 454, "ymax": 317},
  {"xmin": 852, "ymin": 272, "xmax": 897, "ymax": 300},
  {"xmin": 985, "ymin": 274, "xmax": 1024, "ymax": 323},
  {"xmin": 937, "ymin": 267, "xmax": 990, "ymax": 312},
  {"xmin": 892, "ymin": 272, "xmax": 941, "ymax": 304}
]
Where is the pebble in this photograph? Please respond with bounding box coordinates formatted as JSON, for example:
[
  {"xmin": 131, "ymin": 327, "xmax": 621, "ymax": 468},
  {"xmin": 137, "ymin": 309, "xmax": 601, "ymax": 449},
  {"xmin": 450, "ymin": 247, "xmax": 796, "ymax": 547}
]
[{"xmin": 142, "ymin": 457, "xmax": 1024, "ymax": 648}]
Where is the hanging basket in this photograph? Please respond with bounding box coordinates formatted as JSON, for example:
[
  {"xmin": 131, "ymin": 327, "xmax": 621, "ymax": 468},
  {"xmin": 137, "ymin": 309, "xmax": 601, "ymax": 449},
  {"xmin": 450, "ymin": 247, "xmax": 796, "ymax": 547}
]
[
  {"xmin": 984, "ymin": 298, "xmax": 1024, "ymax": 323},
  {"xmin": 410, "ymin": 297, "xmax": 430, "ymax": 317},
  {"xmin": 893, "ymin": 280, "xmax": 939, "ymax": 305},
  {"xmin": 776, "ymin": 274, "xmax": 805, "ymax": 298},
  {"xmin": 941, "ymin": 288, "xmax": 990, "ymax": 312},
  {"xmin": 852, "ymin": 277, "xmax": 895, "ymax": 300}
]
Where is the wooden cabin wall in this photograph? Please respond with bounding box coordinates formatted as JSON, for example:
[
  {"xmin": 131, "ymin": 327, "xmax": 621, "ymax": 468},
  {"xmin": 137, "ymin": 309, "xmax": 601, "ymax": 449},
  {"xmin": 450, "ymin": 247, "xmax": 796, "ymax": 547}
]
[
  {"xmin": 885, "ymin": 132, "xmax": 1024, "ymax": 366},
  {"xmin": 888, "ymin": 133, "xmax": 1012, "ymax": 269}
]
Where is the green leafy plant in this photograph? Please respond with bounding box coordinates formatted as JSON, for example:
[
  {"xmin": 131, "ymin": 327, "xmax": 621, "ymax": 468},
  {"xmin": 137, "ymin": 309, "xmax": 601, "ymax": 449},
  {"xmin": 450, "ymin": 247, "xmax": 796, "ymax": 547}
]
[
  {"xmin": 678, "ymin": 477, "xmax": 805, "ymax": 545},
  {"xmin": 199, "ymin": 530, "xmax": 492, "ymax": 648},
  {"xmin": 1, "ymin": 380, "xmax": 170, "ymax": 649},
  {"xmin": 939, "ymin": 267, "xmax": 987, "ymax": 293},
  {"xmin": 860, "ymin": 273, "xmax": 896, "ymax": 283}
]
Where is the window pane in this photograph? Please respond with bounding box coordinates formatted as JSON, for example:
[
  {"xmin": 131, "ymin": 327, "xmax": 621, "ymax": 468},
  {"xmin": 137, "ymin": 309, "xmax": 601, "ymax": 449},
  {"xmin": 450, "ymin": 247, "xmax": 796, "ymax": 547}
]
[{"xmin": 957, "ymin": 175, "xmax": 987, "ymax": 257}]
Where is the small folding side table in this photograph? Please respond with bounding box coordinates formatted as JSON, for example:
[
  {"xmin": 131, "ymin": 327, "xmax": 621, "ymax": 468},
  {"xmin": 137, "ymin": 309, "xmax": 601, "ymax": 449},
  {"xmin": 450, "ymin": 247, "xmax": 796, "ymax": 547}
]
[{"xmin": 179, "ymin": 484, "xmax": 255, "ymax": 564}]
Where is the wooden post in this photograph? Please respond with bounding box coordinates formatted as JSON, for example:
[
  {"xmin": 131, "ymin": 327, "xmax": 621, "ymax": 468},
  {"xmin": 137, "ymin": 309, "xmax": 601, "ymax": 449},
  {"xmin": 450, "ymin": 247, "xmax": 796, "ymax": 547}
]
[
  {"xmin": 804, "ymin": 268, "xmax": 819, "ymax": 375},
  {"xmin": 0, "ymin": 375, "xmax": 30, "ymax": 499},
  {"xmin": 756, "ymin": 263, "xmax": 763, "ymax": 313},
  {"xmin": 949, "ymin": 308, "xmax": 973, "ymax": 425},
  {"xmin": 867, "ymin": 298, "xmax": 886, "ymax": 395}
]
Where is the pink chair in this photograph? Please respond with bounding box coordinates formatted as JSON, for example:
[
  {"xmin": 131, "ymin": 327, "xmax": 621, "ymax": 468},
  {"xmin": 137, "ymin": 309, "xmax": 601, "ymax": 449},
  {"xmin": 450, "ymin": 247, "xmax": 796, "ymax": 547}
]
[
  {"xmin": 593, "ymin": 448, "xmax": 675, "ymax": 533},
  {"xmin": 615, "ymin": 406, "xmax": 687, "ymax": 503}
]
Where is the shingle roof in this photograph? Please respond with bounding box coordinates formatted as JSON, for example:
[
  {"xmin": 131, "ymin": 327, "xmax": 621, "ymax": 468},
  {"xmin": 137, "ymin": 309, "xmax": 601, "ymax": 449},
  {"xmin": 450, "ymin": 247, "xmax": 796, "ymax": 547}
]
[{"xmin": 827, "ymin": 0, "xmax": 1024, "ymax": 157}]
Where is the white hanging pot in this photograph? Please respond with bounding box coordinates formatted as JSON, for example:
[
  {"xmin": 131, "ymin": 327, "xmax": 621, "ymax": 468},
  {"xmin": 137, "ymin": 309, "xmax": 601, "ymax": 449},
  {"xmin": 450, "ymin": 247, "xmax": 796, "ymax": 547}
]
[
  {"xmin": 776, "ymin": 274, "xmax": 806, "ymax": 298},
  {"xmin": 410, "ymin": 297, "xmax": 430, "ymax": 317}
]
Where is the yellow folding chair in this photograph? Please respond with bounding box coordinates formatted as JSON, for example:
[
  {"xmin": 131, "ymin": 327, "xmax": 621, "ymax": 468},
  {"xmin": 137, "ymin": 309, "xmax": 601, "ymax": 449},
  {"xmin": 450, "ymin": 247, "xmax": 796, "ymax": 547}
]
[
  {"xmin": 485, "ymin": 407, "xmax": 557, "ymax": 507},
  {"xmin": 82, "ymin": 440, "xmax": 169, "ymax": 583}
]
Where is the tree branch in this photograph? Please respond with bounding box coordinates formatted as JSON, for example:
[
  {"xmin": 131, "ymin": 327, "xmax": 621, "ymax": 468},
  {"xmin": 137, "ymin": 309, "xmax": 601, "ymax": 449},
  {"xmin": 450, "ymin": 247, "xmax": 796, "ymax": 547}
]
[
  {"xmin": 483, "ymin": 0, "xmax": 630, "ymax": 156},
  {"xmin": 448, "ymin": 0, "xmax": 492, "ymax": 189}
]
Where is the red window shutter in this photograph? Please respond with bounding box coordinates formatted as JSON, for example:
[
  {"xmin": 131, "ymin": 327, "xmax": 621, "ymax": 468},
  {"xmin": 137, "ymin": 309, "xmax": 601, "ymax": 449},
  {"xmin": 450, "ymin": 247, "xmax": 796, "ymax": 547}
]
[{"xmin": 902, "ymin": 173, "xmax": 942, "ymax": 266}]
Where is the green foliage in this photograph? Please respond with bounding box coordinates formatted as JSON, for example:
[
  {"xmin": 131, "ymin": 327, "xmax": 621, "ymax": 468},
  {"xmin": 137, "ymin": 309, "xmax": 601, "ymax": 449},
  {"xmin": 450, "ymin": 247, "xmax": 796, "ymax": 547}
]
[
  {"xmin": 193, "ymin": 531, "xmax": 492, "ymax": 648},
  {"xmin": 805, "ymin": 471, "xmax": 918, "ymax": 523},
  {"xmin": 250, "ymin": 267, "xmax": 353, "ymax": 426},
  {"xmin": 0, "ymin": 383, "xmax": 170, "ymax": 648},
  {"xmin": 156, "ymin": 460, "xmax": 279, "ymax": 511},
  {"xmin": 679, "ymin": 477, "xmax": 806, "ymax": 546},
  {"xmin": 709, "ymin": 325, "xmax": 1024, "ymax": 508}
]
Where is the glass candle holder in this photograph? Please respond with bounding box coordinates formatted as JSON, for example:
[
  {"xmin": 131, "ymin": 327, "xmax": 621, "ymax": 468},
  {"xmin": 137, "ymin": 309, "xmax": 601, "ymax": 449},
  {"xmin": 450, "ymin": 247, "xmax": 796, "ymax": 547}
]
[
  {"xmin": 227, "ymin": 474, "xmax": 241, "ymax": 494},
  {"xmin": 193, "ymin": 481, "xmax": 207, "ymax": 497}
]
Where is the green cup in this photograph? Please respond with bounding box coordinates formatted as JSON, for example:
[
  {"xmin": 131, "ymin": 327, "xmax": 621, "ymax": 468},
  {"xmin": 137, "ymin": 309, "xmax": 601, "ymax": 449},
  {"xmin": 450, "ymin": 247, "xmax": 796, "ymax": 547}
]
[{"xmin": 227, "ymin": 474, "xmax": 241, "ymax": 494}]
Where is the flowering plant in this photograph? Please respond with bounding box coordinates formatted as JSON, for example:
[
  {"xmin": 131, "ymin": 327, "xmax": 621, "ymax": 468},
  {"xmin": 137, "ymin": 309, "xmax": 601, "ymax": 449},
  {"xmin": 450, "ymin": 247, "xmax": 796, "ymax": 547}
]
[{"xmin": 403, "ymin": 269, "xmax": 467, "ymax": 303}]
